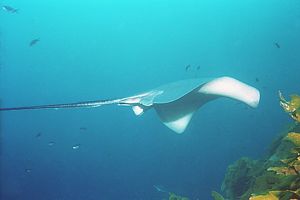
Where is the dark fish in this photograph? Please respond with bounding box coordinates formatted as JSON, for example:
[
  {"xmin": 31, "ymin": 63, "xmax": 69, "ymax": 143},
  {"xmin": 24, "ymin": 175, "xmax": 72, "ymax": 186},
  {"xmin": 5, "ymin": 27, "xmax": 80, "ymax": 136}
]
[
  {"xmin": 35, "ymin": 132, "xmax": 42, "ymax": 138},
  {"xmin": 79, "ymin": 127, "xmax": 87, "ymax": 131},
  {"xmin": 255, "ymin": 78, "xmax": 259, "ymax": 82},
  {"xmin": 196, "ymin": 65, "xmax": 201, "ymax": 70},
  {"xmin": 2, "ymin": 5, "xmax": 18, "ymax": 13},
  {"xmin": 185, "ymin": 64, "xmax": 191, "ymax": 71},
  {"xmin": 29, "ymin": 39, "xmax": 40, "ymax": 47},
  {"xmin": 274, "ymin": 42, "xmax": 280, "ymax": 49}
]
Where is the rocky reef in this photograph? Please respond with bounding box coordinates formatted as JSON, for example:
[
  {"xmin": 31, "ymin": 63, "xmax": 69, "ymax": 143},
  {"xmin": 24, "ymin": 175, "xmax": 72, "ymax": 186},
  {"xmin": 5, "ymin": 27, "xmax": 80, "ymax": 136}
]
[
  {"xmin": 212, "ymin": 92, "xmax": 300, "ymax": 200},
  {"xmin": 160, "ymin": 192, "xmax": 190, "ymax": 200}
]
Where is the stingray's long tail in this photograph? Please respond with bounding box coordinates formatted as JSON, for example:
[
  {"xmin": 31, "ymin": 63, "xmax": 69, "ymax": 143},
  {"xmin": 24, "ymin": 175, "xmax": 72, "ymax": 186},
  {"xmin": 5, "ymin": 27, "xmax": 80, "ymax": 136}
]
[{"xmin": 0, "ymin": 99, "xmax": 121, "ymax": 111}]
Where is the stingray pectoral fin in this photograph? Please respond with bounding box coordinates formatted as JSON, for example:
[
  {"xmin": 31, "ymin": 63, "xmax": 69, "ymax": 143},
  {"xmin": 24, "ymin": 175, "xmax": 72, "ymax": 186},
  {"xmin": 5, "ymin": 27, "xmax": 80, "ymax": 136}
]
[
  {"xmin": 154, "ymin": 92, "xmax": 215, "ymax": 134},
  {"xmin": 155, "ymin": 104, "xmax": 195, "ymax": 134},
  {"xmin": 153, "ymin": 77, "xmax": 259, "ymax": 133},
  {"xmin": 162, "ymin": 112, "xmax": 194, "ymax": 134},
  {"xmin": 198, "ymin": 76, "xmax": 260, "ymax": 108}
]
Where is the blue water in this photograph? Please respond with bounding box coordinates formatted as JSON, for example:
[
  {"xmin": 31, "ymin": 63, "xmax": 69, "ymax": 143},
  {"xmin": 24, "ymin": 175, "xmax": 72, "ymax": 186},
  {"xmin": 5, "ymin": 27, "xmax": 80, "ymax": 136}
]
[{"xmin": 1, "ymin": 1, "xmax": 300, "ymax": 199}]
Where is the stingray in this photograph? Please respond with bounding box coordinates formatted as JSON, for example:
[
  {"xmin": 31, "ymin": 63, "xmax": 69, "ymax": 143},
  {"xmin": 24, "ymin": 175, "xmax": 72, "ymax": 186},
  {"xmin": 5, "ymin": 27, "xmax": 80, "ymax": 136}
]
[{"xmin": 0, "ymin": 76, "xmax": 260, "ymax": 133}]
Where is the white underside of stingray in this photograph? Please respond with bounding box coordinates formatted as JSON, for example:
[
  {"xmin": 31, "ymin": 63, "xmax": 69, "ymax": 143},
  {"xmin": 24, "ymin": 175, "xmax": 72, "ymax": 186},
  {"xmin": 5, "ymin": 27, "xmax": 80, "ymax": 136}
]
[{"xmin": 0, "ymin": 76, "xmax": 260, "ymax": 134}]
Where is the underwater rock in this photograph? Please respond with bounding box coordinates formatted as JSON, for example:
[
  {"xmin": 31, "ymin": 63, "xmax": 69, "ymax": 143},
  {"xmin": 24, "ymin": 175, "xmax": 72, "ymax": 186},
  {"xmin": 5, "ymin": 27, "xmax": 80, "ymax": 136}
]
[
  {"xmin": 279, "ymin": 91, "xmax": 300, "ymax": 122},
  {"xmin": 249, "ymin": 191, "xmax": 280, "ymax": 200},
  {"xmin": 285, "ymin": 132, "xmax": 300, "ymax": 147},
  {"xmin": 215, "ymin": 93, "xmax": 300, "ymax": 200},
  {"xmin": 219, "ymin": 127, "xmax": 300, "ymax": 199},
  {"xmin": 221, "ymin": 157, "xmax": 259, "ymax": 199},
  {"xmin": 211, "ymin": 191, "xmax": 225, "ymax": 200},
  {"xmin": 153, "ymin": 185, "xmax": 189, "ymax": 200},
  {"xmin": 267, "ymin": 166, "xmax": 298, "ymax": 175},
  {"xmin": 168, "ymin": 192, "xmax": 189, "ymax": 200}
]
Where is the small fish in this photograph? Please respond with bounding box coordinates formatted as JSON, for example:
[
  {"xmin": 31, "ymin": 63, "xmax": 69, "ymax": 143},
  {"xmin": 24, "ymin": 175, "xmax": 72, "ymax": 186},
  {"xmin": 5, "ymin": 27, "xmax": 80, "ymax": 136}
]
[
  {"xmin": 185, "ymin": 64, "xmax": 191, "ymax": 71},
  {"xmin": 25, "ymin": 168, "xmax": 32, "ymax": 173},
  {"xmin": 196, "ymin": 65, "xmax": 201, "ymax": 70},
  {"xmin": 2, "ymin": 5, "xmax": 18, "ymax": 13},
  {"xmin": 48, "ymin": 141, "xmax": 55, "ymax": 146},
  {"xmin": 79, "ymin": 127, "xmax": 87, "ymax": 131},
  {"xmin": 274, "ymin": 42, "xmax": 280, "ymax": 49},
  {"xmin": 29, "ymin": 39, "xmax": 40, "ymax": 47},
  {"xmin": 35, "ymin": 132, "xmax": 42, "ymax": 138},
  {"xmin": 255, "ymin": 77, "xmax": 259, "ymax": 82},
  {"xmin": 72, "ymin": 144, "xmax": 81, "ymax": 150},
  {"xmin": 153, "ymin": 185, "xmax": 168, "ymax": 193}
]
